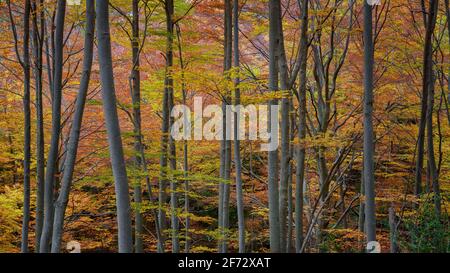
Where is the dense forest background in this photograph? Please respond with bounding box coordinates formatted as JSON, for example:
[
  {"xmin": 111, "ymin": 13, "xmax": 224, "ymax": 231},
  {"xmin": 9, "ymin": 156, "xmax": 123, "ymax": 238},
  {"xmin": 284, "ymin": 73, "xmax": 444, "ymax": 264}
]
[{"xmin": 0, "ymin": 0, "xmax": 449, "ymax": 253}]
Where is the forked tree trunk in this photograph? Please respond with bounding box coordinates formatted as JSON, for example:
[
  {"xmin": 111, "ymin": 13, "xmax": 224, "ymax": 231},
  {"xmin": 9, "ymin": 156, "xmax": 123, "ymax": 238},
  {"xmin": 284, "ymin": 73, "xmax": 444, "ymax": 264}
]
[
  {"xmin": 415, "ymin": 0, "xmax": 439, "ymax": 198},
  {"xmin": 8, "ymin": 0, "xmax": 32, "ymax": 253},
  {"xmin": 50, "ymin": 0, "xmax": 95, "ymax": 253},
  {"xmin": 39, "ymin": 0, "xmax": 66, "ymax": 253},
  {"xmin": 30, "ymin": 0, "xmax": 45, "ymax": 253}
]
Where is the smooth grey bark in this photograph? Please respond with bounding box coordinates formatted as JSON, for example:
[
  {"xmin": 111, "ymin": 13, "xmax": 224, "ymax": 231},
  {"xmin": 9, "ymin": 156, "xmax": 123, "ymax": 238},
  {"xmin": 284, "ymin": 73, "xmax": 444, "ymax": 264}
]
[
  {"xmin": 276, "ymin": 0, "xmax": 290, "ymax": 252},
  {"xmin": 7, "ymin": 0, "xmax": 31, "ymax": 253},
  {"xmin": 295, "ymin": 0, "xmax": 308, "ymax": 253},
  {"xmin": 446, "ymin": 0, "xmax": 450, "ymax": 125},
  {"xmin": 287, "ymin": 99, "xmax": 295, "ymax": 253},
  {"xmin": 20, "ymin": 1, "xmax": 31, "ymax": 252},
  {"xmin": 44, "ymin": 12, "xmax": 54, "ymax": 99},
  {"xmin": 415, "ymin": 0, "xmax": 439, "ymax": 197},
  {"xmin": 40, "ymin": 0, "xmax": 66, "ymax": 253},
  {"xmin": 175, "ymin": 23, "xmax": 190, "ymax": 253},
  {"xmin": 268, "ymin": 0, "xmax": 280, "ymax": 253},
  {"xmin": 358, "ymin": 171, "xmax": 365, "ymax": 233},
  {"xmin": 158, "ymin": 79, "xmax": 169, "ymax": 253},
  {"xmin": 158, "ymin": 0, "xmax": 174, "ymax": 252},
  {"xmin": 233, "ymin": 0, "xmax": 245, "ymax": 253},
  {"xmin": 219, "ymin": 0, "xmax": 233, "ymax": 253},
  {"xmin": 50, "ymin": 0, "xmax": 95, "ymax": 253},
  {"xmin": 162, "ymin": 0, "xmax": 179, "ymax": 253},
  {"xmin": 363, "ymin": 1, "xmax": 376, "ymax": 244},
  {"xmin": 30, "ymin": 0, "xmax": 45, "ymax": 253},
  {"xmin": 96, "ymin": 0, "xmax": 133, "ymax": 253},
  {"xmin": 287, "ymin": 170, "xmax": 293, "ymax": 252},
  {"xmin": 287, "ymin": 101, "xmax": 295, "ymax": 253},
  {"xmin": 427, "ymin": 71, "xmax": 441, "ymax": 215},
  {"xmin": 131, "ymin": 0, "xmax": 143, "ymax": 253}
]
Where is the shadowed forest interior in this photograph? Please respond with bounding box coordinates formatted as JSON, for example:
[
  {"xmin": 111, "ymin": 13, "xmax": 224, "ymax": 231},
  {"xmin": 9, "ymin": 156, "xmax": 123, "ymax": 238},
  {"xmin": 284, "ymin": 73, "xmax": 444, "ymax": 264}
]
[{"xmin": 0, "ymin": 0, "xmax": 449, "ymax": 253}]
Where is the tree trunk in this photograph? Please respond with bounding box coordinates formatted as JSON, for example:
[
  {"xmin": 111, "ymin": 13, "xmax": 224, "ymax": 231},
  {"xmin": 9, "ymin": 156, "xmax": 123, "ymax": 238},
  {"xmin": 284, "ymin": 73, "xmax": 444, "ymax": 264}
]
[
  {"xmin": 446, "ymin": 0, "xmax": 450, "ymax": 125},
  {"xmin": 427, "ymin": 71, "xmax": 441, "ymax": 215},
  {"xmin": 363, "ymin": 0, "xmax": 376, "ymax": 244},
  {"xmin": 162, "ymin": 0, "xmax": 179, "ymax": 253},
  {"xmin": 233, "ymin": 0, "xmax": 245, "ymax": 253},
  {"xmin": 268, "ymin": 0, "xmax": 281, "ymax": 253},
  {"xmin": 39, "ymin": 0, "xmax": 66, "ymax": 253},
  {"xmin": 295, "ymin": 0, "xmax": 308, "ymax": 253},
  {"xmin": 175, "ymin": 23, "xmax": 190, "ymax": 253},
  {"xmin": 30, "ymin": 0, "xmax": 45, "ymax": 253},
  {"xmin": 219, "ymin": 0, "xmax": 233, "ymax": 253},
  {"xmin": 358, "ymin": 172, "xmax": 365, "ymax": 233},
  {"xmin": 9, "ymin": 0, "xmax": 32, "ymax": 253},
  {"xmin": 130, "ymin": 0, "xmax": 144, "ymax": 254},
  {"xmin": 96, "ymin": 0, "xmax": 133, "ymax": 253},
  {"xmin": 276, "ymin": 0, "xmax": 290, "ymax": 253},
  {"xmin": 50, "ymin": 0, "xmax": 95, "ymax": 253},
  {"xmin": 415, "ymin": 0, "xmax": 439, "ymax": 198}
]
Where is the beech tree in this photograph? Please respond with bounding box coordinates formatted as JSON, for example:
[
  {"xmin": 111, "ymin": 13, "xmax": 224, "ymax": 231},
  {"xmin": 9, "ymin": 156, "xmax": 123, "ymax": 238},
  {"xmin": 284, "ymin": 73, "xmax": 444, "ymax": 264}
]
[
  {"xmin": 218, "ymin": 0, "xmax": 233, "ymax": 253},
  {"xmin": 39, "ymin": 0, "xmax": 66, "ymax": 253},
  {"xmin": 51, "ymin": 0, "xmax": 95, "ymax": 253},
  {"xmin": 233, "ymin": 0, "xmax": 245, "ymax": 253},
  {"xmin": 267, "ymin": 0, "xmax": 281, "ymax": 253},
  {"xmin": 295, "ymin": 0, "xmax": 309, "ymax": 253},
  {"xmin": 363, "ymin": 0, "xmax": 376, "ymax": 245},
  {"xmin": 1, "ymin": 0, "xmax": 449, "ymax": 255},
  {"xmin": 30, "ymin": 0, "xmax": 45, "ymax": 253},
  {"xmin": 7, "ymin": 0, "xmax": 31, "ymax": 253},
  {"xmin": 96, "ymin": 0, "xmax": 133, "ymax": 253}
]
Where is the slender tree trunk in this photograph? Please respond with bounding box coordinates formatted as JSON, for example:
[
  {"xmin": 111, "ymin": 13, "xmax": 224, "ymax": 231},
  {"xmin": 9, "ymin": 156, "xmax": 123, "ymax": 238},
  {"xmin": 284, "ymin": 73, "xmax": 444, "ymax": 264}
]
[
  {"xmin": 287, "ymin": 98, "xmax": 295, "ymax": 253},
  {"xmin": 219, "ymin": 0, "xmax": 233, "ymax": 253},
  {"xmin": 276, "ymin": 0, "xmax": 290, "ymax": 252},
  {"xmin": 31, "ymin": 0, "xmax": 45, "ymax": 253},
  {"xmin": 363, "ymin": 0, "xmax": 376, "ymax": 244},
  {"xmin": 446, "ymin": 0, "xmax": 450, "ymax": 125},
  {"xmin": 427, "ymin": 71, "xmax": 441, "ymax": 215},
  {"xmin": 232, "ymin": 0, "xmax": 245, "ymax": 253},
  {"xmin": 158, "ymin": 35, "xmax": 169, "ymax": 254},
  {"xmin": 8, "ymin": 0, "xmax": 32, "ymax": 253},
  {"xmin": 96, "ymin": 0, "xmax": 133, "ymax": 253},
  {"xmin": 416, "ymin": 0, "xmax": 439, "ymax": 197},
  {"xmin": 161, "ymin": 0, "xmax": 179, "ymax": 253},
  {"xmin": 175, "ymin": 23, "xmax": 190, "ymax": 253},
  {"xmin": 358, "ymin": 172, "xmax": 365, "ymax": 233},
  {"xmin": 40, "ymin": 0, "xmax": 66, "ymax": 253},
  {"xmin": 268, "ymin": 0, "xmax": 281, "ymax": 253},
  {"xmin": 130, "ymin": 0, "xmax": 144, "ymax": 253},
  {"xmin": 44, "ymin": 13, "xmax": 54, "ymax": 99},
  {"xmin": 50, "ymin": 0, "xmax": 95, "ymax": 252},
  {"xmin": 295, "ymin": 0, "xmax": 308, "ymax": 253}
]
